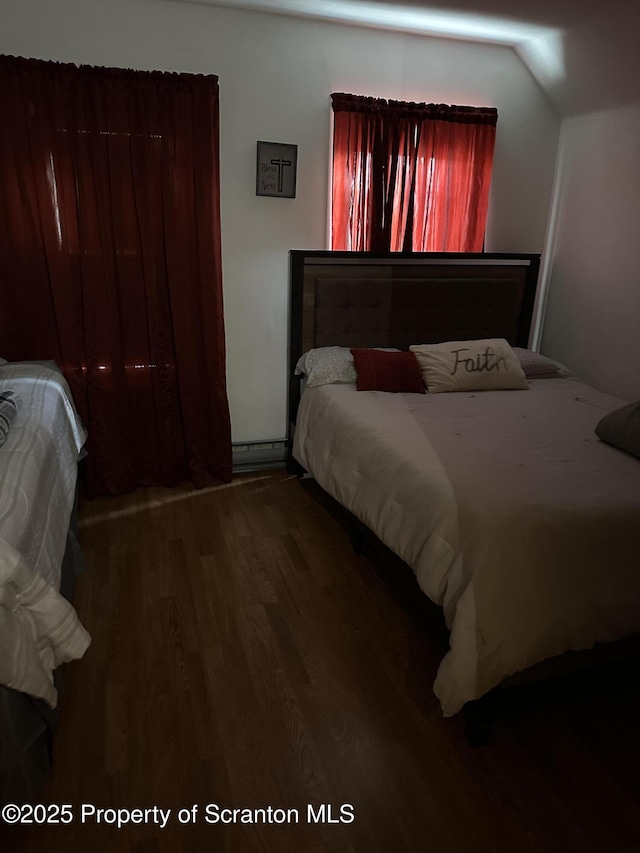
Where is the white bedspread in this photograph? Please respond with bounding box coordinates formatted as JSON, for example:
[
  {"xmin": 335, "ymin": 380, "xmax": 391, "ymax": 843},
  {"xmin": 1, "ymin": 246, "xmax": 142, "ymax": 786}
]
[
  {"xmin": 293, "ymin": 379, "xmax": 640, "ymax": 716},
  {"xmin": 0, "ymin": 363, "xmax": 90, "ymax": 706}
]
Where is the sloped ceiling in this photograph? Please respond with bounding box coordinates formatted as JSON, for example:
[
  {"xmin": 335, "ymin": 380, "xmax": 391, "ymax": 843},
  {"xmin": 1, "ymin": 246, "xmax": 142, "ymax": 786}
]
[{"xmin": 167, "ymin": 0, "xmax": 640, "ymax": 116}]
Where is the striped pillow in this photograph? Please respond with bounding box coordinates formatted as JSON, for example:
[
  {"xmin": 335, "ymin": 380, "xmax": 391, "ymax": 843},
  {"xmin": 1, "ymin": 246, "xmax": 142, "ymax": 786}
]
[{"xmin": 0, "ymin": 390, "xmax": 21, "ymax": 446}]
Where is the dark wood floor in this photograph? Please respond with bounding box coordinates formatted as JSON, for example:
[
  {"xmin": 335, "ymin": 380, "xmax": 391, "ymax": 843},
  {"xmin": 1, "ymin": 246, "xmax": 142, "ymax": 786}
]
[{"xmin": 10, "ymin": 471, "xmax": 640, "ymax": 852}]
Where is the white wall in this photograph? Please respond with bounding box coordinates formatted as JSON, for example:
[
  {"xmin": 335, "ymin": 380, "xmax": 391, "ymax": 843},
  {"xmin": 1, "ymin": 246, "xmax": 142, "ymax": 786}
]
[
  {"xmin": 0, "ymin": 0, "xmax": 560, "ymax": 441},
  {"xmin": 541, "ymin": 101, "xmax": 640, "ymax": 402}
]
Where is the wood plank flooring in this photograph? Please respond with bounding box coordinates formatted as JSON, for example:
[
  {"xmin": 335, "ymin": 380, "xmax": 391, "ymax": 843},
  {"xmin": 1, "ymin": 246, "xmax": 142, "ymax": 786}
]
[{"xmin": 9, "ymin": 471, "xmax": 640, "ymax": 852}]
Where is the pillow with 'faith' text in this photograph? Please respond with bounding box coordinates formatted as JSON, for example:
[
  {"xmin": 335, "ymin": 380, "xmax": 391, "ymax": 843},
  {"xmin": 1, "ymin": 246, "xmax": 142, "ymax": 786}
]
[{"xmin": 409, "ymin": 338, "xmax": 529, "ymax": 393}]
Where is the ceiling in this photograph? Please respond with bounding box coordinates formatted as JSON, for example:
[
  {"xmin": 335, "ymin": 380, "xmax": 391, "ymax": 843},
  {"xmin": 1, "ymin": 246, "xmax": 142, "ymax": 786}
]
[
  {"xmin": 170, "ymin": 0, "xmax": 616, "ymax": 44},
  {"xmin": 170, "ymin": 0, "xmax": 640, "ymax": 116},
  {"xmin": 375, "ymin": 0, "xmax": 611, "ymax": 28}
]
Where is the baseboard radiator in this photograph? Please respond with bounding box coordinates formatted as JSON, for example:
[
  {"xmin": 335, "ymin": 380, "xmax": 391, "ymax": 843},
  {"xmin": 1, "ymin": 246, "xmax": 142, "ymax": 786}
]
[{"xmin": 232, "ymin": 439, "xmax": 287, "ymax": 472}]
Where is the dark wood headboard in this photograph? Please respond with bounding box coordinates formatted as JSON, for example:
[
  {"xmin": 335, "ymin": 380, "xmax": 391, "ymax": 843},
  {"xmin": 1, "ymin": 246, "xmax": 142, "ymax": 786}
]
[{"xmin": 287, "ymin": 250, "xmax": 540, "ymax": 449}]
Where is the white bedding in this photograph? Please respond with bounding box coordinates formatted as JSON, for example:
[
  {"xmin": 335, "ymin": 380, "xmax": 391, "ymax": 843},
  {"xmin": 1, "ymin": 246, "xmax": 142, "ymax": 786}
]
[
  {"xmin": 293, "ymin": 379, "xmax": 640, "ymax": 715},
  {"xmin": 0, "ymin": 363, "xmax": 91, "ymax": 706}
]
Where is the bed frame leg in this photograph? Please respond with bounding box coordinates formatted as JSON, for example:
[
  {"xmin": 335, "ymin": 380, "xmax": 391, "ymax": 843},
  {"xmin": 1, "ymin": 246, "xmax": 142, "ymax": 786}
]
[
  {"xmin": 346, "ymin": 518, "xmax": 366, "ymax": 555},
  {"xmin": 463, "ymin": 693, "xmax": 497, "ymax": 747},
  {"xmin": 286, "ymin": 455, "xmax": 306, "ymax": 477},
  {"xmin": 350, "ymin": 528, "xmax": 364, "ymax": 555}
]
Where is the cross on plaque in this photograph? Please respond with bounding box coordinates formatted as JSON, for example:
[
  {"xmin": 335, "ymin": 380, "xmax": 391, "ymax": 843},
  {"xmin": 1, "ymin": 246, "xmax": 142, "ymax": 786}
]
[{"xmin": 270, "ymin": 157, "xmax": 292, "ymax": 193}]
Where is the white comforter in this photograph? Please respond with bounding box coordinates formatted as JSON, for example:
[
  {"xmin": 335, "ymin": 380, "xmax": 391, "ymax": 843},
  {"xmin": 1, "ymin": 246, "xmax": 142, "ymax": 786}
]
[
  {"xmin": 0, "ymin": 363, "xmax": 91, "ymax": 707},
  {"xmin": 293, "ymin": 379, "xmax": 640, "ymax": 715}
]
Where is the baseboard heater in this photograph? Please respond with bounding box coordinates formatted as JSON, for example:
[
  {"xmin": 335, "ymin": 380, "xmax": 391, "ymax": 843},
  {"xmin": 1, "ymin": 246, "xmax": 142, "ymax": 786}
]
[{"xmin": 232, "ymin": 439, "xmax": 287, "ymax": 472}]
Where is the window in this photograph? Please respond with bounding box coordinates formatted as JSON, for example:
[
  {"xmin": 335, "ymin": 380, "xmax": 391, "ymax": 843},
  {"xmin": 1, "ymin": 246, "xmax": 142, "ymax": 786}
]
[{"xmin": 330, "ymin": 93, "xmax": 497, "ymax": 252}]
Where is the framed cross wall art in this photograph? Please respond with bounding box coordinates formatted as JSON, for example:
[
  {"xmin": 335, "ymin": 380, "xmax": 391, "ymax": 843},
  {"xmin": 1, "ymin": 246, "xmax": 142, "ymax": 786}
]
[{"xmin": 256, "ymin": 141, "xmax": 298, "ymax": 198}]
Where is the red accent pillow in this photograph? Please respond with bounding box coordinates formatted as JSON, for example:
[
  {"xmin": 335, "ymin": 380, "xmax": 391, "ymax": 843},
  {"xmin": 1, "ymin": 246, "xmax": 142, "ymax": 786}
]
[{"xmin": 350, "ymin": 349, "xmax": 426, "ymax": 393}]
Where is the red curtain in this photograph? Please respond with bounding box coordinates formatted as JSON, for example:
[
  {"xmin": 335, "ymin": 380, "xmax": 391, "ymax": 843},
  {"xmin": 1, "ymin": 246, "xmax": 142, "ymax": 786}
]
[
  {"xmin": 331, "ymin": 93, "xmax": 497, "ymax": 253},
  {"xmin": 0, "ymin": 55, "xmax": 232, "ymax": 495}
]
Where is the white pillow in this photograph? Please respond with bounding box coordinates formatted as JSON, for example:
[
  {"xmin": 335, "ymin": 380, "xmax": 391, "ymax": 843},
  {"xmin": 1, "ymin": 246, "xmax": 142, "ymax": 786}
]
[
  {"xmin": 295, "ymin": 347, "xmax": 356, "ymax": 387},
  {"xmin": 0, "ymin": 358, "xmax": 7, "ymax": 365},
  {"xmin": 410, "ymin": 338, "xmax": 529, "ymax": 393}
]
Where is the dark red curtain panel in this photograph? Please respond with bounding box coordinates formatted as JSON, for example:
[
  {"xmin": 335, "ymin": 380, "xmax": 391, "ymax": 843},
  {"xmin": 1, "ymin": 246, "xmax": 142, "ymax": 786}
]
[
  {"xmin": 331, "ymin": 93, "xmax": 497, "ymax": 253},
  {"xmin": 0, "ymin": 55, "xmax": 232, "ymax": 494}
]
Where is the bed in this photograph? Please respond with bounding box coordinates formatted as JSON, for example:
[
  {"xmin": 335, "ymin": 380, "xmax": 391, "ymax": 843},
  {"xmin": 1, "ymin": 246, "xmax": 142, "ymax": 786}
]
[
  {"xmin": 0, "ymin": 359, "xmax": 91, "ymax": 802},
  {"xmin": 288, "ymin": 250, "xmax": 640, "ymax": 739}
]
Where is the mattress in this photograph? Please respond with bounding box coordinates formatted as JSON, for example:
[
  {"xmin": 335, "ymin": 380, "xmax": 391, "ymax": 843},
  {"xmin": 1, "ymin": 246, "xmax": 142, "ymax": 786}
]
[
  {"xmin": 293, "ymin": 377, "xmax": 640, "ymax": 715},
  {"xmin": 0, "ymin": 362, "xmax": 90, "ymax": 706}
]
